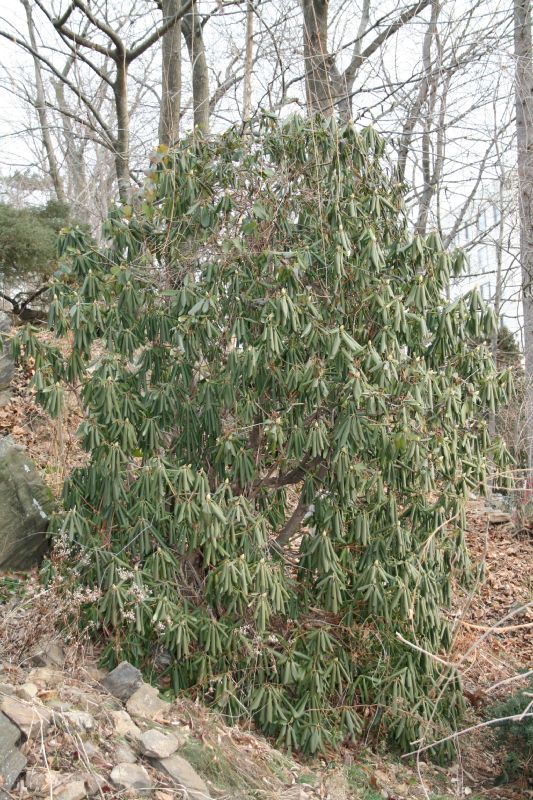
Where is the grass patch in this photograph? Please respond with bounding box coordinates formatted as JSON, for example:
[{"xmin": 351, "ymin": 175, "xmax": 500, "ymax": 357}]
[
  {"xmin": 178, "ymin": 738, "xmax": 263, "ymax": 798},
  {"xmin": 0, "ymin": 573, "xmax": 27, "ymax": 604},
  {"xmin": 345, "ymin": 765, "xmax": 382, "ymax": 800},
  {"xmin": 296, "ymin": 772, "xmax": 318, "ymax": 786}
]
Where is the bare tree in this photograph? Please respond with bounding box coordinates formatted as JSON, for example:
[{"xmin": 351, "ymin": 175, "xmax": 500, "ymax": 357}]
[
  {"xmin": 301, "ymin": 0, "xmax": 431, "ymax": 117},
  {"xmin": 159, "ymin": 0, "xmax": 182, "ymax": 146},
  {"xmin": 514, "ymin": 0, "xmax": 533, "ymax": 471},
  {"xmin": 242, "ymin": 0, "xmax": 254, "ymax": 120},
  {"xmin": 2, "ymin": 0, "xmax": 194, "ymax": 200},
  {"xmin": 20, "ymin": 0, "xmax": 66, "ymax": 204},
  {"xmin": 181, "ymin": 1, "xmax": 209, "ymax": 133}
]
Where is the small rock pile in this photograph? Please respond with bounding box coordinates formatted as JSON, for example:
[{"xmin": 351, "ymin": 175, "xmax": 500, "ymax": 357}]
[{"xmin": 0, "ymin": 647, "xmax": 213, "ymax": 799}]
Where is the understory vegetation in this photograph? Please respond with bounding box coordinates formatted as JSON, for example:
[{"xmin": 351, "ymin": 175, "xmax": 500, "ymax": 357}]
[
  {"xmin": 15, "ymin": 114, "xmax": 514, "ymax": 757},
  {"xmin": 487, "ymin": 676, "xmax": 533, "ymax": 785}
]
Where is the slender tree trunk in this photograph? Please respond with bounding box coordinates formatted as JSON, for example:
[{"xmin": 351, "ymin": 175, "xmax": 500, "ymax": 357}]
[
  {"xmin": 53, "ymin": 80, "xmax": 88, "ymax": 218},
  {"xmin": 182, "ymin": 1, "xmax": 209, "ymax": 133},
  {"xmin": 114, "ymin": 57, "xmax": 131, "ymax": 202},
  {"xmin": 489, "ymin": 183, "xmax": 505, "ymax": 439},
  {"xmin": 302, "ymin": 0, "xmax": 334, "ymax": 115},
  {"xmin": 301, "ymin": 0, "xmax": 430, "ymax": 119},
  {"xmin": 242, "ymin": 0, "xmax": 254, "ymax": 120},
  {"xmin": 398, "ymin": 1, "xmax": 439, "ymax": 183},
  {"xmin": 514, "ymin": 0, "xmax": 533, "ymax": 472},
  {"xmin": 159, "ymin": 0, "xmax": 181, "ymax": 146},
  {"xmin": 21, "ymin": 0, "xmax": 66, "ymax": 204}
]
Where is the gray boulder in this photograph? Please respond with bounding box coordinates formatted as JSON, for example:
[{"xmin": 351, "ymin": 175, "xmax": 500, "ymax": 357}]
[
  {"xmin": 155, "ymin": 754, "xmax": 211, "ymax": 799},
  {"xmin": 110, "ymin": 763, "xmax": 152, "ymax": 791},
  {"xmin": 0, "ymin": 711, "xmax": 26, "ymax": 795},
  {"xmin": 101, "ymin": 661, "xmax": 143, "ymax": 701},
  {"xmin": 0, "ymin": 312, "xmax": 14, "ymax": 406},
  {"xmin": 139, "ymin": 727, "xmax": 179, "ymax": 758},
  {"xmin": 126, "ymin": 683, "xmax": 168, "ymax": 720},
  {"xmin": 0, "ymin": 436, "xmax": 53, "ymax": 570}
]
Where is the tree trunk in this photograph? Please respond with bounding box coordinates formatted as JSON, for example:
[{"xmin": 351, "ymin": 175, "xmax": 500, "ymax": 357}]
[
  {"xmin": 489, "ymin": 183, "xmax": 505, "ymax": 440},
  {"xmin": 114, "ymin": 57, "xmax": 131, "ymax": 202},
  {"xmin": 53, "ymin": 80, "xmax": 88, "ymax": 218},
  {"xmin": 302, "ymin": 0, "xmax": 334, "ymax": 115},
  {"xmin": 21, "ymin": 0, "xmax": 66, "ymax": 205},
  {"xmin": 398, "ymin": 0, "xmax": 439, "ymax": 183},
  {"xmin": 159, "ymin": 0, "xmax": 182, "ymax": 146},
  {"xmin": 242, "ymin": 0, "xmax": 254, "ymax": 120},
  {"xmin": 182, "ymin": 1, "xmax": 209, "ymax": 133},
  {"xmin": 514, "ymin": 0, "xmax": 533, "ymax": 472},
  {"xmin": 301, "ymin": 0, "xmax": 352, "ymax": 117}
]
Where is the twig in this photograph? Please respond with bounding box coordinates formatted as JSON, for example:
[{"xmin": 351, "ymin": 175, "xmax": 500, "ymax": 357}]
[
  {"xmin": 487, "ymin": 668, "xmax": 533, "ymax": 693},
  {"xmin": 395, "ymin": 632, "xmax": 455, "ymax": 668},
  {"xmin": 403, "ymin": 711, "xmax": 533, "ymax": 758},
  {"xmin": 458, "ymin": 618, "xmax": 533, "ymax": 633}
]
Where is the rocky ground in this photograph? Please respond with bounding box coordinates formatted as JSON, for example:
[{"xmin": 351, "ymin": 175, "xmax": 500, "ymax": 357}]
[
  {"xmin": 0, "ymin": 628, "xmax": 463, "ymax": 800},
  {"xmin": 0, "ymin": 641, "xmax": 296, "ymax": 800}
]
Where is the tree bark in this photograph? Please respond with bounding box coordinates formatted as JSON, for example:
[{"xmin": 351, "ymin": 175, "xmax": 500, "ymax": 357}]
[
  {"xmin": 53, "ymin": 79, "xmax": 88, "ymax": 217},
  {"xmin": 489, "ymin": 181, "xmax": 505, "ymax": 440},
  {"xmin": 514, "ymin": 0, "xmax": 533, "ymax": 471},
  {"xmin": 302, "ymin": 0, "xmax": 337, "ymax": 115},
  {"xmin": 301, "ymin": 0, "xmax": 432, "ymax": 118},
  {"xmin": 159, "ymin": 0, "xmax": 182, "ymax": 146},
  {"xmin": 242, "ymin": 0, "xmax": 254, "ymax": 120},
  {"xmin": 114, "ymin": 57, "xmax": 130, "ymax": 202},
  {"xmin": 21, "ymin": 0, "xmax": 66, "ymax": 205},
  {"xmin": 181, "ymin": 1, "xmax": 209, "ymax": 133}
]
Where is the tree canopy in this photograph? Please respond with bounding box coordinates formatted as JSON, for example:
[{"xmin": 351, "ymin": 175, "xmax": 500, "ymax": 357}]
[{"xmin": 16, "ymin": 114, "xmax": 513, "ymax": 756}]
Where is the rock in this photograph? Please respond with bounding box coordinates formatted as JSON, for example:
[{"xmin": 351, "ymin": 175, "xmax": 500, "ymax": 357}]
[
  {"xmin": 30, "ymin": 640, "xmax": 65, "ymax": 668},
  {"xmin": 0, "ymin": 312, "xmax": 13, "ymax": 407},
  {"xmin": 488, "ymin": 510, "xmax": 512, "ymax": 524},
  {"xmin": 78, "ymin": 772, "xmax": 107, "ymax": 797},
  {"xmin": 58, "ymin": 710, "xmax": 95, "ymax": 732},
  {"xmin": 155, "ymin": 754, "xmax": 210, "ymax": 800},
  {"xmin": 140, "ymin": 728, "xmax": 179, "ymax": 759},
  {"xmin": 115, "ymin": 742, "xmax": 137, "ymax": 764},
  {"xmin": 0, "ymin": 708, "xmax": 20, "ymax": 745},
  {"xmin": 110, "ymin": 709, "xmax": 141, "ymax": 741},
  {"xmin": 16, "ymin": 682, "xmax": 39, "ymax": 701},
  {"xmin": 126, "ymin": 683, "xmax": 168, "ymax": 720},
  {"xmin": 81, "ymin": 772, "xmax": 107, "ymax": 797},
  {"xmin": 85, "ymin": 665, "xmax": 107, "ymax": 682},
  {"xmin": 110, "ymin": 763, "xmax": 153, "ymax": 791},
  {"xmin": 25, "ymin": 768, "xmax": 64, "ymax": 795},
  {"xmin": 0, "ymin": 682, "xmax": 16, "ymax": 696},
  {"xmin": 0, "ymin": 749, "xmax": 26, "ymax": 795},
  {"xmin": 102, "ymin": 661, "xmax": 143, "ymax": 701},
  {"xmin": 0, "ymin": 711, "xmax": 26, "ymax": 792},
  {"xmin": 27, "ymin": 667, "xmax": 64, "ymax": 687},
  {"xmin": 1, "ymin": 695, "xmax": 52, "ymax": 738},
  {"xmin": 53, "ymin": 780, "xmax": 87, "ymax": 800},
  {"xmin": 280, "ymin": 789, "xmax": 309, "ymax": 800},
  {"xmin": 0, "ymin": 436, "xmax": 53, "ymax": 570},
  {"xmin": 58, "ymin": 687, "xmax": 101, "ymax": 713},
  {"xmin": 78, "ymin": 740, "xmax": 100, "ymax": 760}
]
